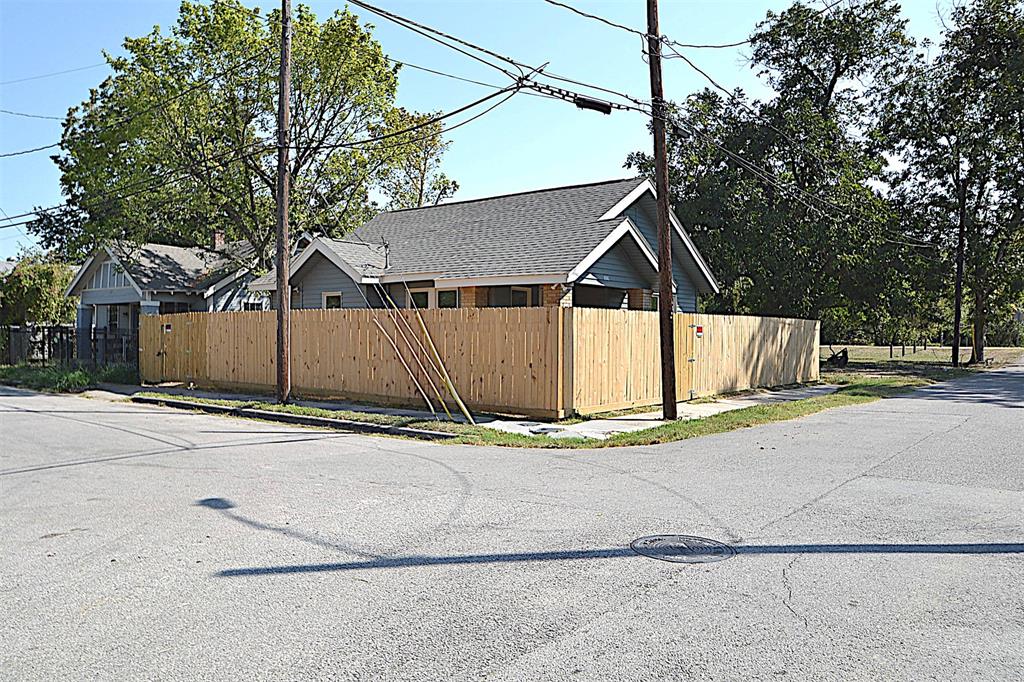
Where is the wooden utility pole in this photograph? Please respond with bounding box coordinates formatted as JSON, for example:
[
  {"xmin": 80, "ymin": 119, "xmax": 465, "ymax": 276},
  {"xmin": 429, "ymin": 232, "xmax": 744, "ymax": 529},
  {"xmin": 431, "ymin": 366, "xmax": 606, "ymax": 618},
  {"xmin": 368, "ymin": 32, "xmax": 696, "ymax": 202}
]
[
  {"xmin": 646, "ymin": 0, "xmax": 677, "ymax": 420},
  {"xmin": 275, "ymin": 0, "xmax": 292, "ymax": 403}
]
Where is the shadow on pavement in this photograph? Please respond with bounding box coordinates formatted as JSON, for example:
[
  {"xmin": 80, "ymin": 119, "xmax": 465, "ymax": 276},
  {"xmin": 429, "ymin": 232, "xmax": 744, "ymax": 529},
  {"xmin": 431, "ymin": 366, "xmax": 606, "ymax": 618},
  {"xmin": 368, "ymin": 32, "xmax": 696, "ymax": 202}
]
[
  {"xmin": 215, "ymin": 542, "xmax": 1024, "ymax": 577},
  {"xmin": 912, "ymin": 363, "xmax": 1024, "ymax": 409}
]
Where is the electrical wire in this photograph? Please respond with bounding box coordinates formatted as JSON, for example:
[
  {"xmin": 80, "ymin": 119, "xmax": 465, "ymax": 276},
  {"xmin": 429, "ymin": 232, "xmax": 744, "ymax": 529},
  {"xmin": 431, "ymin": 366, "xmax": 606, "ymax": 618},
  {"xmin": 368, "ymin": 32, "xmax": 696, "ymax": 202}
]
[
  {"xmin": 0, "ymin": 62, "xmax": 107, "ymax": 86},
  {"xmin": 0, "ymin": 84, "xmax": 520, "ymax": 229},
  {"xmin": 347, "ymin": 0, "xmax": 523, "ymax": 79},
  {"xmin": 0, "ymin": 108, "xmax": 64, "ymax": 121},
  {"xmin": 0, "ymin": 46, "xmax": 272, "ymax": 159}
]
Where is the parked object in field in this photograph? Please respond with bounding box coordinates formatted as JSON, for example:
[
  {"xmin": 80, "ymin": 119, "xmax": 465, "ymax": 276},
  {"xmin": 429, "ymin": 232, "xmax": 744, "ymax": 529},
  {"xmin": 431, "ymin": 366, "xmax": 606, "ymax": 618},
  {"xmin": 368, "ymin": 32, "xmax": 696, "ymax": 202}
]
[{"xmin": 825, "ymin": 346, "xmax": 849, "ymax": 368}]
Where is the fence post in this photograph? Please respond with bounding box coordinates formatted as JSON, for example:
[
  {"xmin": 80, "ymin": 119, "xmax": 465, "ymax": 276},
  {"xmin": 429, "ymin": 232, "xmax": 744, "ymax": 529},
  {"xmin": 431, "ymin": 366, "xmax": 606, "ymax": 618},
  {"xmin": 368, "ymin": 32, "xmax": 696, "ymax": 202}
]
[{"xmin": 558, "ymin": 307, "xmax": 575, "ymax": 418}]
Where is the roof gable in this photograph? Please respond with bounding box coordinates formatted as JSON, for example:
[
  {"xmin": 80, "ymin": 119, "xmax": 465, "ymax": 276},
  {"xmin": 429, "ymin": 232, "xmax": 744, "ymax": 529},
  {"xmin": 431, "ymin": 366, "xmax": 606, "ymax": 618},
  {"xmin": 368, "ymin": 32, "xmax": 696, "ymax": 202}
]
[{"xmin": 67, "ymin": 241, "xmax": 251, "ymax": 297}]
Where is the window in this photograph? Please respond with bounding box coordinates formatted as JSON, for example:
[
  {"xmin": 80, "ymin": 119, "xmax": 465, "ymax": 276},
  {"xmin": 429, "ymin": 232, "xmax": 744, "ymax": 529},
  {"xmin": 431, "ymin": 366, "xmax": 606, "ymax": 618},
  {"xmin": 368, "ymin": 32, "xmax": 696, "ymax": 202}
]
[
  {"xmin": 510, "ymin": 286, "xmax": 531, "ymax": 307},
  {"xmin": 322, "ymin": 292, "xmax": 344, "ymax": 309},
  {"xmin": 437, "ymin": 289, "xmax": 459, "ymax": 309},
  {"xmin": 90, "ymin": 261, "xmax": 128, "ymax": 289},
  {"xmin": 242, "ymin": 301, "xmax": 265, "ymax": 312},
  {"xmin": 159, "ymin": 301, "xmax": 191, "ymax": 315},
  {"xmin": 649, "ymin": 292, "xmax": 659, "ymax": 312},
  {"xmin": 408, "ymin": 289, "xmax": 431, "ymax": 309}
]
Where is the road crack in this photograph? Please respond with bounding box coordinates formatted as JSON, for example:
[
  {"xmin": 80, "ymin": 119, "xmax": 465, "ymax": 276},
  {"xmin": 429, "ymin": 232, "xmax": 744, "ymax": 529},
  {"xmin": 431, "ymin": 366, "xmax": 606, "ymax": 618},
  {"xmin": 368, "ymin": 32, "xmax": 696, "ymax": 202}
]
[{"xmin": 780, "ymin": 555, "xmax": 808, "ymax": 629}]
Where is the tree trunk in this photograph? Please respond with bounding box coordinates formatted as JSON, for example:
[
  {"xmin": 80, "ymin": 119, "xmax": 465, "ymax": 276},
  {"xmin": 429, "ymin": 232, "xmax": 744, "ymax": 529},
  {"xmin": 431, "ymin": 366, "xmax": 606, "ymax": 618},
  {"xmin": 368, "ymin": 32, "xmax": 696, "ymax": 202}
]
[{"xmin": 971, "ymin": 290, "xmax": 987, "ymax": 364}]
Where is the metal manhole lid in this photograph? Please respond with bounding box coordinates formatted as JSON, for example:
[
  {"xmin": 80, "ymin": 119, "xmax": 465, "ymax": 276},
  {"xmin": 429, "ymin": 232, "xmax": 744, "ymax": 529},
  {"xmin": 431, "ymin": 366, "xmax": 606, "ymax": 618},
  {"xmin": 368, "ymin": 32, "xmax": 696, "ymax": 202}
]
[{"xmin": 630, "ymin": 534, "xmax": 736, "ymax": 564}]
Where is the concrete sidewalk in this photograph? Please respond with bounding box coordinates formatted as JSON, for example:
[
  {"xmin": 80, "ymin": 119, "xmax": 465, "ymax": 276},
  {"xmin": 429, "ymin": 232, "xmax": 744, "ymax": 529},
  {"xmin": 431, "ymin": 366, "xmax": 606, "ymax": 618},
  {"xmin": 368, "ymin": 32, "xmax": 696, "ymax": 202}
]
[{"xmin": 485, "ymin": 384, "xmax": 840, "ymax": 440}]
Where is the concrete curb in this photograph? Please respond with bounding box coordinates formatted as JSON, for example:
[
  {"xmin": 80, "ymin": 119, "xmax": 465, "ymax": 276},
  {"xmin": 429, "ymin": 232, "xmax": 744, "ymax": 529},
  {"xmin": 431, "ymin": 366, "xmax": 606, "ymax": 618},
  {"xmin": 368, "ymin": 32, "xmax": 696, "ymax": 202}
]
[{"xmin": 129, "ymin": 396, "xmax": 457, "ymax": 441}]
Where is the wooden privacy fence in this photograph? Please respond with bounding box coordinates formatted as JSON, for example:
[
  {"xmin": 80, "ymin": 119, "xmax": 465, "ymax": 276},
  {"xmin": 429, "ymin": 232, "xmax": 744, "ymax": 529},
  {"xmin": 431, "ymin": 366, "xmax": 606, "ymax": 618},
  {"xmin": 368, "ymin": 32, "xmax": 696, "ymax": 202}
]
[{"xmin": 140, "ymin": 308, "xmax": 819, "ymax": 419}]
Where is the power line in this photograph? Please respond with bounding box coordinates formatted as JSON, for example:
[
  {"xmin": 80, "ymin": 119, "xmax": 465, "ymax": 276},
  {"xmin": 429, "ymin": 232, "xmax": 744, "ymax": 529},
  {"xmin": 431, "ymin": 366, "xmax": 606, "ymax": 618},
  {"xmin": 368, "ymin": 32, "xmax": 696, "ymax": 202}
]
[
  {"xmin": 347, "ymin": 0, "xmax": 522, "ymax": 79},
  {"xmin": 0, "ymin": 139, "xmax": 274, "ymax": 227},
  {"xmin": 0, "ymin": 108, "xmax": 64, "ymax": 121},
  {"xmin": 0, "ymin": 62, "xmax": 107, "ymax": 86},
  {"xmin": 0, "ymin": 46, "xmax": 272, "ymax": 159},
  {"xmin": 663, "ymin": 0, "xmax": 847, "ymax": 50},
  {"xmin": 349, "ymin": 0, "xmax": 649, "ymax": 111},
  {"xmin": 0, "ymin": 83, "xmax": 520, "ymax": 229}
]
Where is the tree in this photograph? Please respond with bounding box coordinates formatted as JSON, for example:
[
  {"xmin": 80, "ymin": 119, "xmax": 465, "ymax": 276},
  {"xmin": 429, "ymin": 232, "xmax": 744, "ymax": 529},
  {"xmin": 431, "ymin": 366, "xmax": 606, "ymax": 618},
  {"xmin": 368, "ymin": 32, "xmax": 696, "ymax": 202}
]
[
  {"xmin": 882, "ymin": 0, "xmax": 1024, "ymax": 363},
  {"xmin": 0, "ymin": 253, "xmax": 77, "ymax": 325},
  {"xmin": 31, "ymin": 0, "xmax": 453, "ymax": 266},
  {"xmin": 627, "ymin": 0, "xmax": 924, "ymax": 337},
  {"xmin": 379, "ymin": 110, "xmax": 459, "ymax": 210}
]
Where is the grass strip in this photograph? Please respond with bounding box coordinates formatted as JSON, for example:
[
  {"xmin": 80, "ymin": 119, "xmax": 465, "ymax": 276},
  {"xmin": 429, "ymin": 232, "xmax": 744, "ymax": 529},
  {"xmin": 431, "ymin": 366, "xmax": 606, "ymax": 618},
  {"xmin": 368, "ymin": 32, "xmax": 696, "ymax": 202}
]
[{"xmin": 134, "ymin": 371, "xmax": 941, "ymax": 449}]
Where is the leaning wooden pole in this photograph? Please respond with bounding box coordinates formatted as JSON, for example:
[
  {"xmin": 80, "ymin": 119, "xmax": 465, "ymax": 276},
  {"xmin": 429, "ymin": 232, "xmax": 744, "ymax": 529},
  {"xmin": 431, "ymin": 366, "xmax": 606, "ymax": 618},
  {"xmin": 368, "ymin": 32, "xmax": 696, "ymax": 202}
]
[
  {"xmin": 351, "ymin": 286, "xmax": 437, "ymax": 417},
  {"xmin": 403, "ymin": 283, "xmax": 476, "ymax": 426},
  {"xmin": 373, "ymin": 284, "xmax": 453, "ymax": 421}
]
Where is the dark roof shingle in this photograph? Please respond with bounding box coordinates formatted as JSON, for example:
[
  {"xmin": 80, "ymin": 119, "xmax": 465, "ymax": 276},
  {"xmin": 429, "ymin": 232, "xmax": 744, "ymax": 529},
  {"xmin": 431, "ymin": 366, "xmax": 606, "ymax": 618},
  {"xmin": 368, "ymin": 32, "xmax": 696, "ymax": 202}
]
[{"xmin": 352, "ymin": 177, "xmax": 643, "ymax": 280}]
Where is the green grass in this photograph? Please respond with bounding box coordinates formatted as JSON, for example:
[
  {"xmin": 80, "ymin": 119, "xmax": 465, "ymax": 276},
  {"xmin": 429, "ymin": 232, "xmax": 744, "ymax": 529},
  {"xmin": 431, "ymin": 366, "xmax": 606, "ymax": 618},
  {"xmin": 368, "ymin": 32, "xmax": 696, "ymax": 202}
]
[
  {"xmin": 0, "ymin": 363, "xmax": 139, "ymax": 393},
  {"xmin": 134, "ymin": 369, "xmax": 944, "ymax": 449},
  {"xmin": 820, "ymin": 344, "xmax": 1023, "ymax": 367}
]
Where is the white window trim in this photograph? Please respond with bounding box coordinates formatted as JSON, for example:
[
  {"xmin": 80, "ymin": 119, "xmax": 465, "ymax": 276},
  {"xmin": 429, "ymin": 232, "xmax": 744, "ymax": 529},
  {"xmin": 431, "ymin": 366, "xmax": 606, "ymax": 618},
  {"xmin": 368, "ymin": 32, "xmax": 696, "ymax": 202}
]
[
  {"xmin": 510, "ymin": 286, "xmax": 532, "ymax": 307},
  {"xmin": 407, "ymin": 287, "xmax": 435, "ymax": 309},
  {"xmin": 436, "ymin": 288, "xmax": 460, "ymax": 309},
  {"xmin": 321, "ymin": 291, "xmax": 344, "ymax": 309}
]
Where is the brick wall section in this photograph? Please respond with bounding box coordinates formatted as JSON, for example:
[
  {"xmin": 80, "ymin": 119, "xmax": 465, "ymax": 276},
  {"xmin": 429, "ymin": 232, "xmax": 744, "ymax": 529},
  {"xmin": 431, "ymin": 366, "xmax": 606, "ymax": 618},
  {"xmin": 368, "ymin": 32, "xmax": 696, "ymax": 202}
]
[
  {"xmin": 542, "ymin": 284, "xmax": 573, "ymax": 307},
  {"xmin": 459, "ymin": 286, "xmax": 489, "ymax": 308}
]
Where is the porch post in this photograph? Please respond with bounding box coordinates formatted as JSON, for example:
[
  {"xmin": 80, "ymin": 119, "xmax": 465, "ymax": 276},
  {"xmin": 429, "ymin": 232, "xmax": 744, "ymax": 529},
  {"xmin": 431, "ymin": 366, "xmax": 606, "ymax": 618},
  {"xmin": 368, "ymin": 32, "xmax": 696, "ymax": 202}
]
[{"xmin": 75, "ymin": 304, "xmax": 93, "ymax": 363}]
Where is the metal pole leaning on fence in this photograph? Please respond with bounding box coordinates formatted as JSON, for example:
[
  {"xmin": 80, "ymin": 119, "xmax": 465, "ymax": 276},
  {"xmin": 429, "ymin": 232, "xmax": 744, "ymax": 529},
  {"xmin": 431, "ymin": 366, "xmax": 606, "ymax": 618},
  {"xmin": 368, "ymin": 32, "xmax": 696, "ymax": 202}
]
[
  {"xmin": 402, "ymin": 282, "xmax": 476, "ymax": 426},
  {"xmin": 373, "ymin": 284, "xmax": 455, "ymax": 421}
]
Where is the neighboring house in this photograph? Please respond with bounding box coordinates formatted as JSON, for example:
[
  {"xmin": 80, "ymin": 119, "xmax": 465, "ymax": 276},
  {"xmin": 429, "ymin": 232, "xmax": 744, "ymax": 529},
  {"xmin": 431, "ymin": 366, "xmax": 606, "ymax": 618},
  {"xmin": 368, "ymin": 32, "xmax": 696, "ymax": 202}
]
[
  {"xmin": 250, "ymin": 177, "xmax": 719, "ymax": 312},
  {"xmin": 65, "ymin": 236, "xmax": 260, "ymax": 343}
]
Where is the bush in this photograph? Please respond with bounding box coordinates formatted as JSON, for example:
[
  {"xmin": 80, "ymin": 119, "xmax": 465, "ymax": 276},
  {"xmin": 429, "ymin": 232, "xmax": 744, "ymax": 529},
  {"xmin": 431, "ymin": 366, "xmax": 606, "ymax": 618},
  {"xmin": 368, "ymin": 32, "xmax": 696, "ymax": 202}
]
[{"xmin": 0, "ymin": 362, "xmax": 138, "ymax": 392}]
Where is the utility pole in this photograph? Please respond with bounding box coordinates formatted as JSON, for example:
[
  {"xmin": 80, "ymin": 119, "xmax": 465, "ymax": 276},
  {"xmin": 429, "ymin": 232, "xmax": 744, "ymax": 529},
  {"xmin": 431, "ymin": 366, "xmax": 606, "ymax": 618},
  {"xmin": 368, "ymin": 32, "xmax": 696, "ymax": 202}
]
[
  {"xmin": 646, "ymin": 0, "xmax": 677, "ymax": 420},
  {"xmin": 951, "ymin": 183, "xmax": 967, "ymax": 368},
  {"xmin": 275, "ymin": 0, "xmax": 292, "ymax": 403}
]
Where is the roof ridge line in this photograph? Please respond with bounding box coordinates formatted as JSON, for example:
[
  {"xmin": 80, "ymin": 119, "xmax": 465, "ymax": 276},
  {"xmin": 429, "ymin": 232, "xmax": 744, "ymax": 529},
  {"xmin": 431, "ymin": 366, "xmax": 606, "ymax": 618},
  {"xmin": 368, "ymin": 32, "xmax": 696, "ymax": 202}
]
[{"xmin": 384, "ymin": 177, "xmax": 644, "ymax": 214}]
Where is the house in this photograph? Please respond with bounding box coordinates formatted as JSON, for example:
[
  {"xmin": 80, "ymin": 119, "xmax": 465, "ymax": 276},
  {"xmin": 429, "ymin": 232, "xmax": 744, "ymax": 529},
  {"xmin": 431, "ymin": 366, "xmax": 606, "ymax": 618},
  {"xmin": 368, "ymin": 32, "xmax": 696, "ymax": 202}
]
[
  {"xmin": 65, "ymin": 235, "xmax": 260, "ymax": 359},
  {"xmin": 249, "ymin": 177, "xmax": 719, "ymax": 311}
]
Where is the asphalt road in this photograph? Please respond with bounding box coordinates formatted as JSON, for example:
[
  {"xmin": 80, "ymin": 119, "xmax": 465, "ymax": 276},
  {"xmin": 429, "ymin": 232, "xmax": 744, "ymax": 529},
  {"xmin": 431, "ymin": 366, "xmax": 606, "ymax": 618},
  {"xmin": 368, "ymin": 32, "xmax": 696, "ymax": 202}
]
[{"xmin": 2, "ymin": 360, "xmax": 1022, "ymax": 680}]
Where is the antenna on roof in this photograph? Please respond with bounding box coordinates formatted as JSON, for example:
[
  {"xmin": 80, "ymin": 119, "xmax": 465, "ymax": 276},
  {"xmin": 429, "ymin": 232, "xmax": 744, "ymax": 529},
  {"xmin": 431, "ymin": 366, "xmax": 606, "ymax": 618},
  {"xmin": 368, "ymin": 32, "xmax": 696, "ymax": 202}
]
[{"xmin": 381, "ymin": 236, "xmax": 389, "ymax": 269}]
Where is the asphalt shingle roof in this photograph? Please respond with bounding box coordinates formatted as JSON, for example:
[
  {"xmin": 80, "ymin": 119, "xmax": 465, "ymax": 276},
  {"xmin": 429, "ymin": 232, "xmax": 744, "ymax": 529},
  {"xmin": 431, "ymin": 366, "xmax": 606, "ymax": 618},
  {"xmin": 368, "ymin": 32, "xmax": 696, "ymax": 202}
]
[
  {"xmin": 112, "ymin": 241, "xmax": 251, "ymax": 292},
  {"xmin": 351, "ymin": 177, "xmax": 644, "ymax": 280}
]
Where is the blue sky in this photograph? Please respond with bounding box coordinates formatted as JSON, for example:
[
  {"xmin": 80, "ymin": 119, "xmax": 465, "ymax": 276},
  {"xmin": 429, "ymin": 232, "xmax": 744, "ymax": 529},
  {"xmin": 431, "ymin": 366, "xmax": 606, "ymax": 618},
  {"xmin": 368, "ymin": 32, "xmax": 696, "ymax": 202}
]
[{"xmin": 0, "ymin": 0, "xmax": 947, "ymax": 259}]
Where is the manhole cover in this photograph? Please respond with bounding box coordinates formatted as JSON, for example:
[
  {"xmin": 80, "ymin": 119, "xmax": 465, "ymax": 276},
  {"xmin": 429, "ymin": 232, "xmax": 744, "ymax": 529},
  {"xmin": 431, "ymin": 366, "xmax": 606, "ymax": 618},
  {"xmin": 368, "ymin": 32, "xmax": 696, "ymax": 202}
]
[{"xmin": 630, "ymin": 534, "xmax": 735, "ymax": 564}]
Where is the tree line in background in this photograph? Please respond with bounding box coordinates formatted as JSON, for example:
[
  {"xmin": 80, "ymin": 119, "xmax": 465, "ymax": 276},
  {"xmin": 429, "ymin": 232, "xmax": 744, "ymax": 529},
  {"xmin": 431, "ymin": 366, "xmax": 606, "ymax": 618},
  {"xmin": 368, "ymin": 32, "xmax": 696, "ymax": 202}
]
[
  {"xmin": 28, "ymin": 0, "xmax": 456, "ymax": 269},
  {"xmin": 628, "ymin": 0, "xmax": 1024, "ymax": 361}
]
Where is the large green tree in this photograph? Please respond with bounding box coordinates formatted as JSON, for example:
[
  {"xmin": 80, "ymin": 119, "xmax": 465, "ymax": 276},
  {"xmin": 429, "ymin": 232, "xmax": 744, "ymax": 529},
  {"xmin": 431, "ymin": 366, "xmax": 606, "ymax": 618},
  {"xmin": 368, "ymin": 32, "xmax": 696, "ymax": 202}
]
[
  {"xmin": 32, "ymin": 0, "xmax": 452, "ymax": 266},
  {"xmin": 882, "ymin": 0, "xmax": 1024, "ymax": 363},
  {"xmin": 628, "ymin": 0, "xmax": 931, "ymax": 341}
]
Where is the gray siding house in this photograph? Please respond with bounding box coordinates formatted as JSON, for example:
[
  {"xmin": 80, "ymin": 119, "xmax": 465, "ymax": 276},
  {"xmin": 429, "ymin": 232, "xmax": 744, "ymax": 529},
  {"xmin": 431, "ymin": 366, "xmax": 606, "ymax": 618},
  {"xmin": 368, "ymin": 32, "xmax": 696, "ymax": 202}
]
[
  {"xmin": 251, "ymin": 178, "xmax": 719, "ymax": 312},
  {"xmin": 66, "ymin": 239, "xmax": 259, "ymax": 358}
]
